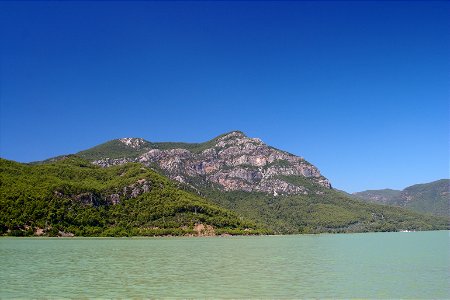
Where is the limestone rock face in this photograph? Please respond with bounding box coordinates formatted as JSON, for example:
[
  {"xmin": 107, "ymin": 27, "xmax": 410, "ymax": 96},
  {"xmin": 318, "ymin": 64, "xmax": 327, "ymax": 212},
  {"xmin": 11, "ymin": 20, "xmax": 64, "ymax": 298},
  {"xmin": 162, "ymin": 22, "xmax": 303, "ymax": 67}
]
[
  {"xmin": 54, "ymin": 179, "xmax": 153, "ymax": 206},
  {"xmin": 92, "ymin": 131, "xmax": 331, "ymax": 196},
  {"xmin": 119, "ymin": 138, "xmax": 147, "ymax": 149}
]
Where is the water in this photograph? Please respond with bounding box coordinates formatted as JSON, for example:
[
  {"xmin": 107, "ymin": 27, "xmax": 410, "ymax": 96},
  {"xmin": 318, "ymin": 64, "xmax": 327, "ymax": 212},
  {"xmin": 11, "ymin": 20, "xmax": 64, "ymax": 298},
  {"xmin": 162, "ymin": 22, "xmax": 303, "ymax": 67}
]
[{"xmin": 1, "ymin": 231, "xmax": 448, "ymax": 298}]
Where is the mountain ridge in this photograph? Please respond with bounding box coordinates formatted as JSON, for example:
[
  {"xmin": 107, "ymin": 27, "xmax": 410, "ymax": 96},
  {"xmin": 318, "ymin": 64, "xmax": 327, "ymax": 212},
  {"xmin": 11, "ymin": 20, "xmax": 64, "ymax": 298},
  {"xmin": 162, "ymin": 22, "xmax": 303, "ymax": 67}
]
[{"xmin": 76, "ymin": 131, "xmax": 247, "ymax": 159}]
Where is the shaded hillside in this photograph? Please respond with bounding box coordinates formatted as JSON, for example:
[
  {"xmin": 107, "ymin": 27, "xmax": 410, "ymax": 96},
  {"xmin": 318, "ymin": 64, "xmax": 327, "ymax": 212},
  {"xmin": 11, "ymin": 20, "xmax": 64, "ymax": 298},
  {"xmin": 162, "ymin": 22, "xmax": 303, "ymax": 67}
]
[
  {"xmin": 354, "ymin": 179, "xmax": 449, "ymax": 217},
  {"xmin": 0, "ymin": 157, "xmax": 265, "ymax": 236}
]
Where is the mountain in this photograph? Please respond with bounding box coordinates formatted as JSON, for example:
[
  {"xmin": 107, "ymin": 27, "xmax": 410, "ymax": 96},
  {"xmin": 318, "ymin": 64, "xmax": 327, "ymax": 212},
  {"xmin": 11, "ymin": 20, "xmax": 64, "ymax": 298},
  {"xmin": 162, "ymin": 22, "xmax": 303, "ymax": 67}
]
[
  {"xmin": 0, "ymin": 157, "xmax": 266, "ymax": 237},
  {"xmin": 71, "ymin": 131, "xmax": 448, "ymax": 234},
  {"xmin": 353, "ymin": 179, "xmax": 450, "ymax": 217},
  {"xmin": 78, "ymin": 131, "xmax": 331, "ymax": 195},
  {"xmin": 2, "ymin": 131, "xmax": 447, "ymax": 236}
]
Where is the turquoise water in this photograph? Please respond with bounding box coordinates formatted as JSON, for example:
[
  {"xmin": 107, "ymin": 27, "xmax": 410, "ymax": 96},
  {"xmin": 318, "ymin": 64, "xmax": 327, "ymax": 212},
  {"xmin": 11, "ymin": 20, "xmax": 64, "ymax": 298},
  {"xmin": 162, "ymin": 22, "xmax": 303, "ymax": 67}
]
[{"xmin": 1, "ymin": 231, "xmax": 448, "ymax": 298}]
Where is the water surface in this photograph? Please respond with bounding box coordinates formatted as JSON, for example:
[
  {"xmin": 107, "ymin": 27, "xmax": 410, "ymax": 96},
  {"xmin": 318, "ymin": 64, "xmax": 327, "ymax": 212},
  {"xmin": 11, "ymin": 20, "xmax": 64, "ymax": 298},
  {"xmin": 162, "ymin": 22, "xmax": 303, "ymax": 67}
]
[{"xmin": 1, "ymin": 231, "xmax": 448, "ymax": 298}]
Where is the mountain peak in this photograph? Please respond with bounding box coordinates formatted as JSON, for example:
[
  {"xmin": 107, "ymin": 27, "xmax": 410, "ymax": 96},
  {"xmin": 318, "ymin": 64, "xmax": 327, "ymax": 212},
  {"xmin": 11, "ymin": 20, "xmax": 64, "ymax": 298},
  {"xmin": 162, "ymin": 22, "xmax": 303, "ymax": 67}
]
[
  {"xmin": 217, "ymin": 130, "xmax": 246, "ymax": 140},
  {"xmin": 86, "ymin": 131, "xmax": 331, "ymax": 195}
]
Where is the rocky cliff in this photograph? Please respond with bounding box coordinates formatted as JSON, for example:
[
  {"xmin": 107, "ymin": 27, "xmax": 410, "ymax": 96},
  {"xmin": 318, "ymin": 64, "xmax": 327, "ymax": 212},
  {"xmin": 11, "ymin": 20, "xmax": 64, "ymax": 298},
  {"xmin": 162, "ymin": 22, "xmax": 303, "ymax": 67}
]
[{"xmin": 82, "ymin": 131, "xmax": 331, "ymax": 196}]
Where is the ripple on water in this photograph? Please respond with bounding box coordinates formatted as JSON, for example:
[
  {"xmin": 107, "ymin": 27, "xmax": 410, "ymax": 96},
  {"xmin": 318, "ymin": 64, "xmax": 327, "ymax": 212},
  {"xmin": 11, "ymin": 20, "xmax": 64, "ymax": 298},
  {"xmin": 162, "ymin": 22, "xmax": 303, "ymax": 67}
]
[{"xmin": 0, "ymin": 232, "xmax": 449, "ymax": 298}]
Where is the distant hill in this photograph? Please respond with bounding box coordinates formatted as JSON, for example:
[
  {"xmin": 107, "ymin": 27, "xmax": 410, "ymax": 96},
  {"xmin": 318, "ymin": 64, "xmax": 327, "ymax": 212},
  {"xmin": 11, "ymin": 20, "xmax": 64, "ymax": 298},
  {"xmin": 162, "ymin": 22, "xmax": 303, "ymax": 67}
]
[
  {"xmin": 352, "ymin": 189, "xmax": 403, "ymax": 205},
  {"xmin": 353, "ymin": 179, "xmax": 449, "ymax": 217}
]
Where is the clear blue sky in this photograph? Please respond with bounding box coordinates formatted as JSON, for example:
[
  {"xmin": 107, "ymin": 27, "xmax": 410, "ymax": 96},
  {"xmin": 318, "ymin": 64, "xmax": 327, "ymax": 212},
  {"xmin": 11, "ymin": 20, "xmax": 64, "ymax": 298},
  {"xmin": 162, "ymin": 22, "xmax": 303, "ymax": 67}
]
[{"xmin": 0, "ymin": 1, "xmax": 448, "ymax": 192}]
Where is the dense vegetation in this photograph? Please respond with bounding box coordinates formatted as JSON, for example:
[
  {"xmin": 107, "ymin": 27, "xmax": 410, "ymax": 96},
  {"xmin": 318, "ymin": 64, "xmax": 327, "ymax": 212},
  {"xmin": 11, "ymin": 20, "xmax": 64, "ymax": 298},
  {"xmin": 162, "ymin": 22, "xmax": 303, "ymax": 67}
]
[
  {"xmin": 200, "ymin": 184, "xmax": 449, "ymax": 234},
  {"xmin": 403, "ymin": 180, "xmax": 449, "ymax": 216},
  {"xmin": 2, "ymin": 151, "xmax": 447, "ymax": 237},
  {"xmin": 0, "ymin": 157, "xmax": 266, "ymax": 237},
  {"xmin": 354, "ymin": 179, "xmax": 449, "ymax": 217}
]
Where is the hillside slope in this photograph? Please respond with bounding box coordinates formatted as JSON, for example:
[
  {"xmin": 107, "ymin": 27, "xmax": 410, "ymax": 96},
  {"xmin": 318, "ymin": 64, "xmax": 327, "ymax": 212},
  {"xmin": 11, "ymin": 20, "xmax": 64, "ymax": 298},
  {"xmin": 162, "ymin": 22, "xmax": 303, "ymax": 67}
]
[
  {"xmin": 0, "ymin": 157, "xmax": 265, "ymax": 236},
  {"xmin": 354, "ymin": 179, "xmax": 449, "ymax": 217},
  {"xmin": 201, "ymin": 183, "xmax": 448, "ymax": 234},
  {"xmin": 70, "ymin": 131, "xmax": 449, "ymax": 233}
]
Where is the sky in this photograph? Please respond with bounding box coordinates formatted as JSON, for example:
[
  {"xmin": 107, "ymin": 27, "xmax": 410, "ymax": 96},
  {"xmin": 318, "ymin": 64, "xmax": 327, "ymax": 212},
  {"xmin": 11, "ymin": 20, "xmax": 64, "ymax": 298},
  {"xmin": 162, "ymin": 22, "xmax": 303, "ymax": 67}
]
[{"xmin": 0, "ymin": 1, "xmax": 448, "ymax": 193}]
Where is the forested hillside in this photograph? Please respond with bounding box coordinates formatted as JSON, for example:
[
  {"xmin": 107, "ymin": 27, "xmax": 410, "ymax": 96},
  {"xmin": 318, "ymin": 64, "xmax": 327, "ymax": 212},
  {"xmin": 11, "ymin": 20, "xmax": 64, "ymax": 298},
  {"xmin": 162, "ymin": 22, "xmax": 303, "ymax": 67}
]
[
  {"xmin": 354, "ymin": 179, "xmax": 449, "ymax": 217},
  {"xmin": 0, "ymin": 157, "xmax": 265, "ymax": 236}
]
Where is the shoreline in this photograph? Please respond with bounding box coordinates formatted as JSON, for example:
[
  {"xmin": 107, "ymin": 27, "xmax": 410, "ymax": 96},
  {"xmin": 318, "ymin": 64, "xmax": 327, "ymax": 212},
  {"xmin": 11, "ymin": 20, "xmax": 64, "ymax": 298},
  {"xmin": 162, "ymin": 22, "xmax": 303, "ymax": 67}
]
[{"xmin": 1, "ymin": 229, "xmax": 447, "ymax": 239}]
